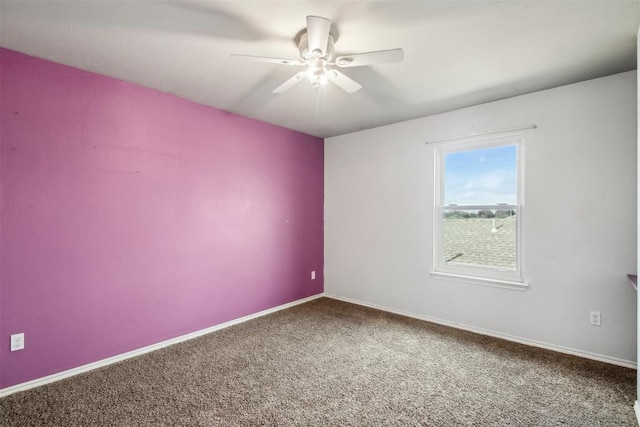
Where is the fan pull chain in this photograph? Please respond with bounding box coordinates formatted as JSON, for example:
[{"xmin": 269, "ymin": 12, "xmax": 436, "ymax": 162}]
[
  {"xmin": 322, "ymin": 84, "xmax": 326, "ymax": 115},
  {"xmin": 315, "ymin": 84, "xmax": 326, "ymax": 118}
]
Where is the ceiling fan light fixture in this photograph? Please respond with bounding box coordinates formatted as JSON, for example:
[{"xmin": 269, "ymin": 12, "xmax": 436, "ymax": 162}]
[{"xmin": 307, "ymin": 60, "xmax": 329, "ymax": 87}]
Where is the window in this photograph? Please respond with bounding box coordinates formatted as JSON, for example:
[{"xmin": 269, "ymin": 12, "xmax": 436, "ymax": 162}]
[{"xmin": 432, "ymin": 133, "xmax": 526, "ymax": 289}]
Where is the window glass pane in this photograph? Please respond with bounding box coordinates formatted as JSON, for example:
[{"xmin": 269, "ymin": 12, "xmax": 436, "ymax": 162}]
[
  {"xmin": 443, "ymin": 209, "xmax": 516, "ymax": 270},
  {"xmin": 444, "ymin": 145, "xmax": 517, "ymax": 205}
]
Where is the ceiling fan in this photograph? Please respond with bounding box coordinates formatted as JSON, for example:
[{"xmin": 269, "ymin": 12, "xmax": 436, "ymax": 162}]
[{"xmin": 231, "ymin": 16, "xmax": 404, "ymax": 94}]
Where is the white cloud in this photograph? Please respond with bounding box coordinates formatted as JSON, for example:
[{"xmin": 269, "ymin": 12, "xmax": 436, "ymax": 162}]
[{"xmin": 446, "ymin": 169, "xmax": 516, "ymax": 205}]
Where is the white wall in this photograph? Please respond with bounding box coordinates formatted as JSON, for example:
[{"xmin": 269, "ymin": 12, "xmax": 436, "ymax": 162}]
[
  {"xmin": 636, "ymin": 31, "xmax": 639, "ymax": 403},
  {"xmin": 325, "ymin": 71, "xmax": 637, "ymax": 365}
]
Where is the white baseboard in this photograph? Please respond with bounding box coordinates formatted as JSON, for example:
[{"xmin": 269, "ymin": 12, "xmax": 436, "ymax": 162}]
[
  {"xmin": 324, "ymin": 293, "xmax": 637, "ymax": 369},
  {"xmin": 0, "ymin": 293, "xmax": 324, "ymax": 398},
  {"xmin": 635, "ymin": 401, "xmax": 640, "ymax": 426},
  {"xmin": 2, "ymin": 292, "xmax": 634, "ymax": 398}
]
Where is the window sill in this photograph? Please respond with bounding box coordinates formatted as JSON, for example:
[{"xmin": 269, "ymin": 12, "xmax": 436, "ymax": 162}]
[{"xmin": 429, "ymin": 271, "xmax": 529, "ymax": 291}]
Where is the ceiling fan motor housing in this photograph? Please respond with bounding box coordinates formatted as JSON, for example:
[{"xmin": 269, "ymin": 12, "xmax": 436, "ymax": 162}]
[{"xmin": 299, "ymin": 32, "xmax": 335, "ymax": 61}]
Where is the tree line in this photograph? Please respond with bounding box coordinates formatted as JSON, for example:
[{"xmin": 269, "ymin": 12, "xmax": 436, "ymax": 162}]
[{"xmin": 444, "ymin": 210, "xmax": 516, "ymax": 219}]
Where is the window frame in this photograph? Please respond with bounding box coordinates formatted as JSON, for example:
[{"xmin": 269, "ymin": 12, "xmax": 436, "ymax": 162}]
[{"xmin": 431, "ymin": 132, "xmax": 527, "ymax": 290}]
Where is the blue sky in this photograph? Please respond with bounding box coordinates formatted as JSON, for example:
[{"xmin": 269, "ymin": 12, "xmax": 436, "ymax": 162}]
[{"xmin": 444, "ymin": 145, "xmax": 517, "ymax": 205}]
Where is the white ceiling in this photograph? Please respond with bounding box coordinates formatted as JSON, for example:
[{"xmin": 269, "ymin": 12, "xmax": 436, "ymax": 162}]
[{"xmin": 1, "ymin": 1, "xmax": 639, "ymax": 138}]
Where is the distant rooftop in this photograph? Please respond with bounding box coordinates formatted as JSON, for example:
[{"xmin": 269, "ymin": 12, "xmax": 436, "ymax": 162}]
[{"xmin": 443, "ymin": 216, "xmax": 516, "ymax": 270}]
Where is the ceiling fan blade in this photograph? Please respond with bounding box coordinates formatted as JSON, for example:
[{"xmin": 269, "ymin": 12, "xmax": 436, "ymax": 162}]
[
  {"xmin": 335, "ymin": 48, "xmax": 404, "ymax": 67},
  {"xmin": 306, "ymin": 16, "xmax": 331, "ymax": 57},
  {"xmin": 327, "ymin": 70, "xmax": 362, "ymax": 93},
  {"xmin": 273, "ymin": 71, "xmax": 307, "ymax": 93},
  {"xmin": 231, "ymin": 54, "xmax": 304, "ymax": 66}
]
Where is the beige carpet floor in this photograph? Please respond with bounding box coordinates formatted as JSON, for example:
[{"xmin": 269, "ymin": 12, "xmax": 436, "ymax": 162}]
[{"xmin": 1, "ymin": 297, "xmax": 636, "ymax": 426}]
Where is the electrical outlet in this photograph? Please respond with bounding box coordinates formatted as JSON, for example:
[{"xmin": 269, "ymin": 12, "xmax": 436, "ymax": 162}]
[
  {"xmin": 311, "ymin": 271, "xmax": 316, "ymax": 280},
  {"xmin": 590, "ymin": 311, "xmax": 601, "ymax": 326},
  {"xmin": 11, "ymin": 333, "xmax": 24, "ymax": 351}
]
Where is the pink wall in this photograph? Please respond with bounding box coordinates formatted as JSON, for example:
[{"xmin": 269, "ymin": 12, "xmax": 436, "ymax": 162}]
[{"xmin": 0, "ymin": 48, "xmax": 324, "ymax": 389}]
